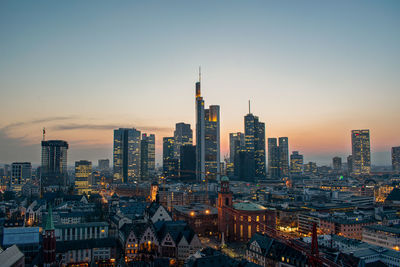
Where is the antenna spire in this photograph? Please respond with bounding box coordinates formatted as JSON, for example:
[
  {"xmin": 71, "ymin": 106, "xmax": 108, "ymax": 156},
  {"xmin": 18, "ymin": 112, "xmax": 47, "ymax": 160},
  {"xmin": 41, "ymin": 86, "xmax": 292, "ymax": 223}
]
[
  {"xmin": 248, "ymin": 100, "xmax": 251, "ymax": 114},
  {"xmin": 199, "ymin": 66, "xmax": 201, "ymax": 83},
  {"xmin": 43, "ymin": 127, "xmax": 46, "ymax": 141}
]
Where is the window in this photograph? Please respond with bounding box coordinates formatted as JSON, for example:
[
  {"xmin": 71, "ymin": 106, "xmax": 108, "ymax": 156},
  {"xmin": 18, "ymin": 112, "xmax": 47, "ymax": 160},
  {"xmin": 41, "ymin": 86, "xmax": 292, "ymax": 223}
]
[
  {"xmin": 240, "ymin": 225, "xmax": 243, "ymax": 238},
  {"xmin": 248, "ymin": 216, "xmax": 251, "ymax": 222},
  {"xmin": 256, "ymin": 216, "xmax": 259, "ymax": 222},
  {"xmin": 248, "ymin": 225, "xmax": 252, "ymax": 239}
]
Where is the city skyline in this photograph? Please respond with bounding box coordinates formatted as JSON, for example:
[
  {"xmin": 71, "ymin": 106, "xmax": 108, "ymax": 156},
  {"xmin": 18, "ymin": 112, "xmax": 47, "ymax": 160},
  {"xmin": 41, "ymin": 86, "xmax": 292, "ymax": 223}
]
[{"xmin": 1, "ymin": 0, "xmax": 399, "ymax": 166}]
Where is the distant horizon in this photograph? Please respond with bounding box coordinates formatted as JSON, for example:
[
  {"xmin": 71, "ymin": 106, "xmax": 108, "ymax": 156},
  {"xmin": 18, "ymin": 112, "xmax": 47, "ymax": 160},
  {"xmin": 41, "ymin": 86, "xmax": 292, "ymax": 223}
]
[{"xmin": 1, "ymin": 1, "xmax": 399, "ymax": 166}]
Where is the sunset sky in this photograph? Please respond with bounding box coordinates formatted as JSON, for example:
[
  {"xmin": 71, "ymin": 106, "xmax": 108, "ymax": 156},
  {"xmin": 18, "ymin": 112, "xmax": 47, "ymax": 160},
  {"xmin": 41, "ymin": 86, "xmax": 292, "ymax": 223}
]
[{"xmin": 1, "ymin": 0, "xmax": 399, "ymax": 166}]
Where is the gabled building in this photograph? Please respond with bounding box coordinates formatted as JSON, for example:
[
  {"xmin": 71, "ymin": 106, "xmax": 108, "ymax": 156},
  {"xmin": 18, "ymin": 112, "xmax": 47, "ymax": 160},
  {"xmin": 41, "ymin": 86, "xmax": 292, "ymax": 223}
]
[{"xmin": 145, "ymin": 202, "xmax": 172, "ymax": 223}]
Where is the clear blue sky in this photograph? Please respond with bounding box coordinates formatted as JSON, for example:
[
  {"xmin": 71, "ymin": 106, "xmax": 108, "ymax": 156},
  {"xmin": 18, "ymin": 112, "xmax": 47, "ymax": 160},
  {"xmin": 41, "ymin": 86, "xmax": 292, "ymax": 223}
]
[{"xmin": 1, "ymin": 0, "xmax": 399, "ymax": 166}]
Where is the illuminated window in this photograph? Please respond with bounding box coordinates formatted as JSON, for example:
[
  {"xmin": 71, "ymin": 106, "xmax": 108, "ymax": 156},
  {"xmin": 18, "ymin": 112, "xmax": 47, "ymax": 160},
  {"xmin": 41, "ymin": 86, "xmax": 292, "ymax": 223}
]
[
  {"xmin": 257, "ymin": 225, "xmax": 260, "ymax": 232},
  {"xmin": 240, "ymin": 216, "xmax": 243, "ymax": 221},
  {"xmin": 234, "ymin": 224, "xmax": 236, "ymax": 234},
  {"xmin": 256, "ymin": 216, "xmax": 259, "ymax": 222},
  {"xmin": 248, "ymin": 216, "xmax": 251, "ymax": 222},
  {"xmin": 248, "ymin": 225, "xmax": 252, "ymax": 239},
  {"xmin": 240, "ymin": 225, "xmax": 243, "ymax": 238}
]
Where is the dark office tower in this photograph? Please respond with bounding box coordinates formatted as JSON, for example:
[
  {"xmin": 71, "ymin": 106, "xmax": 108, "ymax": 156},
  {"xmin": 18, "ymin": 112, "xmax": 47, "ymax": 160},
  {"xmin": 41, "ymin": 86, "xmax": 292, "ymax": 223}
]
[
  {"xmin": 268, "ymin": 138, "xmax": 280, "ymax": 178},
  {"xmin": 351, "ymin": 130, "xmax": 371, "ymax": 175},
  {"xmin": 229, "ymin": 133, "xmax": 245, "ymax": 163},
  {"xmin": 332, "ymin": 157, "xmax": 342, "ymax": 172},
  {"xmin": 41, "ymin": 140, "xmax": 69, "ymax": 188},
  {"xmin": 11, "ymin": 162, "xmax": 32, "ymax": 192},
  {"xmin": 174, "ymin": 123, "xmax": 193, "ymax": 160},
  {"xmin": 163, "ymin": 137, "xmax": 178, "ymax": 177},
  {"xmin": 347, "ymin": 155, "xmax": 353, "ymax": 174},
  {"xmin": 113, "ymin": 128, "xmax": 141, "ymax": 183},
  {"xmin": 244, "ymin": 103, "xmax": 266, "ymax": 179},
  {"xmin": 392, "ymin": 147, "xmax": 400, "ymax": 173},
  {"xmin": 205, "ymin": 105, "xmax": 220, "ymax": 180},
  {"xmin": 195, "ymin": 76, "xmax": 205, "ymax": 182},
  {"xmin": 290, "ymin": 151, "xmax": 303, "ymax": 176},
  {"xmin": 278, "ymin": 137, "xmax": 289, "ymax": 177},
  {"xmin": 141, "ymin": 133, "xmax": 155, "ymax": 179},
  {"xmin": 180, "ymin": 145, "xmax": 196, "ymax": 181},
  {"xmin": 98, "ymin": 159, "xmax": 110, "ymax": 172}
]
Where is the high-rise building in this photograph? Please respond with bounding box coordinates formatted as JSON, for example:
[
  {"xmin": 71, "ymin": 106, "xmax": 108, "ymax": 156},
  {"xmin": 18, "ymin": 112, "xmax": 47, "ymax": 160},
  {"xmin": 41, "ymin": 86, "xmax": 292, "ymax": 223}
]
[
  {"xmin": 195, "ymin": 72, "xmax": 220, "ymax": 181},
  {"xmin": 332, "ymin": 157, "xmax": 342, "ymax": 172},
  {"xmin": 392, "ymin": 146, "xmax": 400, "ymax": 173},
  {"xmin": 98, "ymin": 159, "xmax": 110, "ymax": 172},
  {"xmin": 163, "ymin": 137, "xmax": 178, "ymax": 177},
  {"xmin": 195, "ymin": 76, "xmax": 205, "ymax": 182},
  {"xmin": 113, "ymin": 128, "xmax": 141, "ymax": 183},
  {"xmin": 229, "ymin": 133, "xmax": 245, "ymax": 163},
  {"xmin": 347, "ymin": 155, "xmax": 353, "ymax": 174},
  {"xmin": 205, "ymin": 105, "xmax": 220, "ymax": 180},
  {"xmin": 278, "ymin": 137, "xmax": 289, "ymax": 177},
  {"xmin": 75, "ymin": 160, "xmax": 92, "ymax": 193},
  {"xmin": 179, "ymin": 145, "xmax": 196, "ymax": 181},
  {"xmin": 41, "ymin": 140, "xmax": 69, "ymax": 188},
  {"xmin": 244, "ymin": 104, "xmax": 266, "ymax": 179},
  {"xmin": 141, "ymin": 133, "xmax": 155, "ymax": 179},
  {"xmin": 11, "ymin": 162, "xmax": 31, "ymax": 192},
  {"xmin": 304, "ymin": 162, "xmax": 317, "ymax": 175},
  {"xmin": 351, "ymin": 130, "xmax": 371, "ymax": 175},
  {"xmin": 290, "ymin": 152, "xmax": 303, "ymax": 176},
  {"xmin": 174, "ymin": 123, "xmax": 192, "ymax": 160},
  {"xmin": 268, "ymin": 137, "xmax": 289, "ymax": 178}
]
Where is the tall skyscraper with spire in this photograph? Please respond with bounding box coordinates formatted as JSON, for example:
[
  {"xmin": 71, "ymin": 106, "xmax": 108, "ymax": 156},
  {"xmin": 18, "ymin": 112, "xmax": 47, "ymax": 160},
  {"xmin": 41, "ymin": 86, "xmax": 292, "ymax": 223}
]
[
  {"xmin": 195, "ymin": 69, "xmax": 205, "ymax": 182},
  {"xmin": 195, "ymin": 68, "xmax": 220, "ymax": 181}
]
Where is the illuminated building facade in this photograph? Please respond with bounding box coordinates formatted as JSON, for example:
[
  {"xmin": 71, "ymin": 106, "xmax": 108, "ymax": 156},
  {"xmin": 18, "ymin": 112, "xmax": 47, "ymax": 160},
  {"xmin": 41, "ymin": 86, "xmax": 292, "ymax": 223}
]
[
  {"xmin": 163, "ymin": 137, "xmax": 178, "ymax": 177},
  {"xmin": 11, "ymin": 162, "xmax": 31, "ymax": 192},
  {"xmin": 229, "ymin": 132, "xmax": 245, "ymax": 163},
  {"xmin": 392, "ymin": 146, "xmax": 400, "ymax": 174},
  {"xmin": 268, "ymin": 137, "xmax": 289, "ymax": 178},
  {"xmin": 113, "ymin": 128, "xmax": 141, "ymax": 183},
  {"xmin": 74, "ymin": 160, "xmax": 92, "ymax": 194},
  {"xmin": 174, "ymin": 122, "xmax": 192, "ymax": 160},
  {"xmin": 304, "ymin": 162, "xmax": 318, "ymax": 175},
  {"xmin": 290, "ymin": 151, "xmax": 303, "ymax": 176},
  {"xmin": 41, "ymin": 140, "xmax": 69, "ymax": 188},
  {"xmin": 141, "ymin": 133, "xmax": 155, "ymax": 179},
  {"xmin": 333, "ymin": 157, "xmax": 342, "ymax": 172},
  {"xmin": 351, "ymin": 129, "xmax": 371, "ymax": 175},
  {"xmin": 205, "ymin": 105, "xmax": 220, "ymax": 180},
  {"xmin": 244, "ymin": 110, "xmax": 266, "ymax": 179},
  {"xmin": 195, "ymin": 78, "xmax": 205, "ymax": 182}
]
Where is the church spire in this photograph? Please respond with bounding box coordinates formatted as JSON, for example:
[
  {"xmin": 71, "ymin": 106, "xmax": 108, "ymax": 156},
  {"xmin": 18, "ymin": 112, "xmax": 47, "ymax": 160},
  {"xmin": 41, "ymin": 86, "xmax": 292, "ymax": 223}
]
[{"xmin": 45, "ymin": 203, "xmax": 54, "ymax": 231}]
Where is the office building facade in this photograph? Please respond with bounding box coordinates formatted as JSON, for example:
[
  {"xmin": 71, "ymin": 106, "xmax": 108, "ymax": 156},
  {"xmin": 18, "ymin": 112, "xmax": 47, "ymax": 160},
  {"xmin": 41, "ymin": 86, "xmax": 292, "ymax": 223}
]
[
  {"xmin": 41, "ymin": 140, "xmax": 69, "ymax": 188},
  {"xmin": 174, "ymin": 123, "xmax": 193, "ymax": 160},
  {"xmin": 351, "ymin": 130, "xmax": 371, "ymax": 175},
  {"xmin": 11, "ymin": 162, "xmax": 32, "ymax": 192},
  {"xmin": 163, "ymin": 137, "xmax": 178, "ymax": 177},
  {"xmin": 75, "ymin": 160, "xmax": 92, "ymax": 193},
  {"xmin": 290, "ymin": 151, "xmax": 303, "ymax": 176},
  {"xmin": 333, "ymin": 157, "xmax": 342, "ymax": 172},
  {"xmin": 268, "ymin": 137, "xmax": 289, "ymax": 178},
  {"xmin": 140, "ymin": 133, "xmax": 155, "ymax": 179},
  {"xmin": 179, "ymin": 145, "xmax": 196, "ymax": 181},
  {"xmin": 98, "ymin": 159, "xmax": 110, "ymax": 172},
  {"xmin": 113, "ymin": 128, "xmax": 141, "ymax": 183}
]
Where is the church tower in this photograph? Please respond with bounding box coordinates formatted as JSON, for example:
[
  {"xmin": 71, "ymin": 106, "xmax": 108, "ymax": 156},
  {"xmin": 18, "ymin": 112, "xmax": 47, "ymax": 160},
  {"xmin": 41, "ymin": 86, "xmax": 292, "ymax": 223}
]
[
  {"xmin": 43, "ymin": 203, "xmax": 56, "ymax": 267},
  {"xmin": 218, "ymin": 176, "xmax": 233, "ymax": 237}
]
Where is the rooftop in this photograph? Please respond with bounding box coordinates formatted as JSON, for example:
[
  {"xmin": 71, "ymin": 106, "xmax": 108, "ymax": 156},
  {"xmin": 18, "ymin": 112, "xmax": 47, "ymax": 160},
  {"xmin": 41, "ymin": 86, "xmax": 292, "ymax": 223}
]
[{"xmin": 233, "ymin": 202, "xmax": 267, "ymax": 211}]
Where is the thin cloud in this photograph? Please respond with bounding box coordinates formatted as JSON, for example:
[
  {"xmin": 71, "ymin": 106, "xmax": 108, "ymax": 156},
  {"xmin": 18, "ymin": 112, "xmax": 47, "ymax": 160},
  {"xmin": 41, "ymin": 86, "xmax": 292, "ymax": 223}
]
[
  {"xmin": 1, "ymin": 116, "xmax": 77, "ymax": 131},
  {"xmin": 52, "ymin": 123, "xmax": 172, "ymax": 133}
]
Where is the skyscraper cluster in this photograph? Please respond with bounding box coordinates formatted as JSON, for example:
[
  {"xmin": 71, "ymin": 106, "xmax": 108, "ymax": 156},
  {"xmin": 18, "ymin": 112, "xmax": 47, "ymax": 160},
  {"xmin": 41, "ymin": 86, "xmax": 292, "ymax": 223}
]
[{"xmin": 113, "ymin": 128, "xmax": 155, "ymax": 183}]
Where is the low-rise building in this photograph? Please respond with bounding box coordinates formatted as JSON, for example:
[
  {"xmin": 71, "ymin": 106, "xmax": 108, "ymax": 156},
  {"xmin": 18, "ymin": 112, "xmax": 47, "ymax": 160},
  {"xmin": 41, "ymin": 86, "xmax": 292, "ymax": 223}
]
[
  {"xmin": 363, "ymin": 224, "xmax": 400, "ymax": 250},
  {"xmin": 173, "ymin": 204, "xmax": 218, "ymax": 236}
]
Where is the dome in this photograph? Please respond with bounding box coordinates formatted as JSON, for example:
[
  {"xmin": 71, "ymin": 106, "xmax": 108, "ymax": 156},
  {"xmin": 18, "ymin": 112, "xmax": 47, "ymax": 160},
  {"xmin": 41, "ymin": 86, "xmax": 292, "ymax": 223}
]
[{"xmin": 221, "ymin": 176, "xmax": 229, "ymax": 182}]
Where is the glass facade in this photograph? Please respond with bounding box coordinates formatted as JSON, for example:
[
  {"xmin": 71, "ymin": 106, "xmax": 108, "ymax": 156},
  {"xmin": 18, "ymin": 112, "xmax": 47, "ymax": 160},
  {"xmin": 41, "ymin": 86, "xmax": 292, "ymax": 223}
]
[{"xmin": 351, "ymin": 129, "xmax": 371, "ymax": 175}]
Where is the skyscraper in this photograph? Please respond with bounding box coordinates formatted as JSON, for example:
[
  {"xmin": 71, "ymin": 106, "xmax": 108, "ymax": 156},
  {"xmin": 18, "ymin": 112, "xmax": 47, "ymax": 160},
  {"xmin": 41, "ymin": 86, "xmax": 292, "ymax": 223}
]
[
  {"xmin": 244, "ymin": 103, "xmax": 266, "ymax": 179},
  {"xmin": 195, "ymin": 77, "xmax": 205, "ymax": 182},
  {"xmin": 290, "ymin": 151, "xmax": 303, "ymax": 176},
  {"xmin": 278, "ymin": 137, "xmax": 289, "ymax": 177},
  {"xmin": 195, "ymin": 71, "xmax": 220, "ymax": 181},
  {"xmin": 113, "ymin": 128, "xmax": 141, "ymax": 183},
  {"xmin": 75, "ymin": 160, "xmax": 92, "ymax": 193},
  {"xmin": 41, "ymin": 140, "xmax": 69, "ymax": 188},
  {"xmin": 174, "ymin": 123, "xmax": 192, "ymax": 160},
  {"xmin": 268, "ymin": 137, "xmax": 289, "ymax": 178},
  {"xmin": 141, "ymin": 133, "xmax": 155, "ymax": 179},
  {"xmin": 163, "ymin": 137, "xmax": 178, "ymax": 177},
  {"xmin": 179, "ymin": 145, "xmax": 196, "ymax": 181},
  {"xmin": 392, "ymin": 146, "xmax": 400, "ymax": 173},
  {"xmin": 347, "ymin": 155, "xmax": 353, "ymax": 174},
  {"xmin": 332, "ymin": 157, "xmax": 342, "ymax": 172},
  {"xmin": 351, "ymin": 130, "xmax": 371, "ymax": 175},
  {"xmin": 229, "ymin": 132, "xmax": 245, "ymax": 163},
  {"xmin": 11, "ymin": 162, "xmax": 31, "ymax": 192},
  {"xmin": 205, "ymin": 105, "xmax": 220, "ymax": 180}
]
